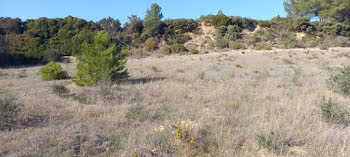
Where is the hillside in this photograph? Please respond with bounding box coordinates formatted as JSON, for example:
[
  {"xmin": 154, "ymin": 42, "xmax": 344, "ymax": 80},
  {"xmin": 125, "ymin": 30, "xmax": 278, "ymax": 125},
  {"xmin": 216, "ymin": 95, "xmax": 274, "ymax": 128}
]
[{"xmin": 1, "ymin": 47, "xmax": 350, "ymax": 156}]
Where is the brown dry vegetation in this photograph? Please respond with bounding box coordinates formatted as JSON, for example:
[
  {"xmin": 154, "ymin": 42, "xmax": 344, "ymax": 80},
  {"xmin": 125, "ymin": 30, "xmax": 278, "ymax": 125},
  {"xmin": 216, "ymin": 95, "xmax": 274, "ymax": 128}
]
[{"xmin": 1, "ymin": 47, "xmax": 350, "ymax": 156}]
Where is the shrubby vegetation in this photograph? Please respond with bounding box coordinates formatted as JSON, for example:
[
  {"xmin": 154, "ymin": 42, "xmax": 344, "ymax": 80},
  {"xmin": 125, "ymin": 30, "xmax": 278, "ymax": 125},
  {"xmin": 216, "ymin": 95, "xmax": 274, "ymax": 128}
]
[
  {"xmin": 51, "ymin": 83, "xmax": 70, "ymax": 98},
  {"xmin": 0, "ymin": 91, "xmax": 21, "ymax": 129},
  {"xmin": 327, "ymin": 66, "xmax": 350, "ymax": 95},
  {"xmin": 164, "ymin": 44, "xmax": 188, "ymax": 54},
  {"xmin": 320, "ymin": 97, "xmax": 350, "ymax": 125},
  {"xmin": 40, "ymin": 61, "xmax": 68, "ymax": 80},
  {"xmin": 1, "ymin": 2, "xmax": 350, "ymax": 67},
  {"xmin": 73, "ymin": 32, "xmax": 128, "ymax": 86}
]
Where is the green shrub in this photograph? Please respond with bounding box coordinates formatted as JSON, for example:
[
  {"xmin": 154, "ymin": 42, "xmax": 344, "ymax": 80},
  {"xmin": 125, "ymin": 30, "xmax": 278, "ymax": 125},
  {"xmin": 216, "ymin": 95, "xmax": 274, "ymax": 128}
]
[
  {"xmin": 225, "ymin": 25, "xmax": 242, "ymax": 40},
  {"xmin": 72, "ymin": 94, "xmax": 88, "ymax": 104},
  {"xmin": 163, "ymin": 33, "xmax": 191, "ymax": 45},
  {"xmin": 125, "ymin": 104, "xmax": 148, "ymax": 123},
  {"xmin": 199, "ymin": 72, "xmax": 205, "ymax": 80},
  {"xmin": 229, "ymin": 41, "xmax": 246, "ymax": 50},
  {"xmin": 17, "ymin": 69, "xmax": 27, "ymax": 78},
  {"xmin": 163, "ymin": 19, "xmax": 198, "ymax": 34},
  {"xmin": 0, "ymin": 92, "xmax": 21, "ymax": 128},
  {"xmin": 43, "ymin": 49, "xmax": 61, "ymax": 62},
  {"xmin": 229, "ymin": 16, "xmax": 257, "ymax": 31},
  {"xmin": 212, "ymin": 13, "xmax": 229, "ymax": 28},
  {"xmin": 98, "ymin": 82, "xmax": 115, "ymax": 102},
  {"xmin": 280, "ymin": 34, "xmax": 299, "ymax": 49},
  {"xmin": 51, "ymin": 83, "xmax": 69, "ymax": 98},
  {"xmin": 216, "ymin": 39, "xmax": 229, "ymax": 49},
  {"xmin": 73, "ymin": 32, "xmax": 128, "ymax": 86},
  {"xmin": 292, "ymin": 17, "xmax": 316, "ymax": 33},
  {"xmin": 327, "ymin": 66, "xmax": 350, "ymax": 95},
  {"xmin": 189, "ymin": 47, "xmax": 199, "ymax": 54},
  {"xmin": 256, "ymin": 131, "xmax": 292, "ymax": 154},
  {"xmin": 215, "ymin": 26, "xmax": 227, "ymax": 37},
  {"xmin": 165, "ymin": 44, "xmax": 188, "ymax": 54},
  {"xmin": 40, "ymin": 62, "xmax": 68, "ymax": 81},
  {"xmin": 254, "ymin": 42, "xmax": 272, "ymax": 50},
  {"xmin": 144, "ymin": 39, "xmax": 156, "ymax": 52},
  {"xmin": 319, "ymin": 19, "xmax": 350, "ymax": 37},
  {"xmin": 320, "ymin": 97, "xmax": 350, "ymax": 125},
  {"xmin": 320, "ymin": 43, "xmax": 329, "ymax": 50},
  {"xmin": 258, "ymin": 20, "xmax": 272, "ymax": 28}
]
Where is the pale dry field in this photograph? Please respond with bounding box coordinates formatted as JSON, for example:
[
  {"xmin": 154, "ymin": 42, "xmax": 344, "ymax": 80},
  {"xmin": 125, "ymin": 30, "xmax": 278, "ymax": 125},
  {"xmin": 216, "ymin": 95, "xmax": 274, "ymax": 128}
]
[{"xmin": 1, "ymin": 47, "xmax": 350, "ymax": 157}]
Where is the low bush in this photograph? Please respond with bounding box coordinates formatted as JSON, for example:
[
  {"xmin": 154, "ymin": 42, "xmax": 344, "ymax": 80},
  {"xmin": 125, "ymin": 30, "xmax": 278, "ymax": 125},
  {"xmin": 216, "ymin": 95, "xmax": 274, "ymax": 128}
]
[
  {"xmin": 327, "ymin": 66, "xmax": 350, "ymax": 95},
  {"xmin": 254, "ymin": 42, "xmax": 272, "ymax": 50},
  {"xmin": 98, "ymin": 82, "xmax": 115, "ymax": 102},
  {"xmin": 225, "ymin": 25, "xmax": 242, "ymax": 40},
  {"xmin": 256, "ymin": 131, "xmax": 292, "ymax": 155},
  {"xmin": 216, "ymin": 39, "xmax": 229, "ymax": 49},
  {"xmin": 163, "ymin": 19, "xmax": 198, "ymax": 34},
  {"xmin": 72, "ymin": 94, "xmax": 89, "ymax": 104},
  {"xmin": 144, "ymin": 39, "xmax": 156, "ymax": 52},
  {"xmin": 279, "ymin": 34, "xmax": 299, "ymax": 49},
  {"xmin": 320, "ymin": 97, "xmax": 350, "ymax": 125},
  {"xmin": 292, "ymin": 17, "xmax": 316, "ymax": 33},
  {"xmin": 0, "ymin": 92, "xmax": 22, "ymax": 128},
  {"xmin": 229, "ymin": 41, "xmax": 246, "ymax": 50},
  {"xmin": 17, "ymin": 69, "xmax": 27, "ymax": 78},
  {"xmin": 51, "ymin": 83, "xmax": 69, "ymax": 98},
  {"xmin": 212, "ymin": 13, "xmax": 229, "ymax": 28},
  {"xmin": 40, "ymin": 62, "xmax": 68, "ymax": 81},
  {"xmin": 189, "ymin": 47, "xmax": 199, "ymax": 54},
  {"xmin": 164, "ymin": 44, "xmax": 188, "ymax": 54},
  {"xmin": 172, "ymin": 120, "xmax": 218, "ymax": 156},
  {"xmin": 125, "ymin": 104, "xmax": 148, "ymax": 123}
]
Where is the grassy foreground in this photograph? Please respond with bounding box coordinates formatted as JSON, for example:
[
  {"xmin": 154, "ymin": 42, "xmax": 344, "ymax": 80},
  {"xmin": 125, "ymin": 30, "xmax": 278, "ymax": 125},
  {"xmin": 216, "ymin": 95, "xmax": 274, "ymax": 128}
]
[{"xmin": 1, "ymin": 47, "xmax": 350, "ymax": 156}]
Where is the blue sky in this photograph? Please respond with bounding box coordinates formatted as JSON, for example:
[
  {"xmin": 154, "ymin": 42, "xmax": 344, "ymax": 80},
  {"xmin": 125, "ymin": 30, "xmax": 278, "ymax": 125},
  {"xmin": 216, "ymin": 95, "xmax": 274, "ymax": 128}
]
[{"xmin": 0, "ymin": 0, "xmax": 286, "ymax": 24}]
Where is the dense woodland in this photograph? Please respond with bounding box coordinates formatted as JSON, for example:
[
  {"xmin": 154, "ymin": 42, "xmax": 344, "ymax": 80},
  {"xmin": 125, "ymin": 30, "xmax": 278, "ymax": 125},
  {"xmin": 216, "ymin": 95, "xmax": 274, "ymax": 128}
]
[{"xmin": 0, "ymin": 0, "xmax": 350, "ymax": 67}]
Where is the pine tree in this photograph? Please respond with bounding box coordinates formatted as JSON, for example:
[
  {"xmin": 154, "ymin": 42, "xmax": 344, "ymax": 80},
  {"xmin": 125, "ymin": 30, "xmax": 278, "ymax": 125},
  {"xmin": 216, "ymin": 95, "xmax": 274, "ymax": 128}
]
[
  {"xmin": 141, "ymin": 3, "xmax": 164, "ymax": 38},
  {"xmin": 73, "ymin": 31, "xmax": 128, "ymax": 86}
]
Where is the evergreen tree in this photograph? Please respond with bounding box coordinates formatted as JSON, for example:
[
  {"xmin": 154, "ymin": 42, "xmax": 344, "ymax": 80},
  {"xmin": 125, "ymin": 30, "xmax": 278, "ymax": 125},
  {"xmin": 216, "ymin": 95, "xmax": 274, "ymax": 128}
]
[
  {"xmin": 141, "ymin": 3, "xmax": 164, "ymax": 38},
  {"xmin": 73, "ymin": 31, "xmax": 128, "ymax": 86}
]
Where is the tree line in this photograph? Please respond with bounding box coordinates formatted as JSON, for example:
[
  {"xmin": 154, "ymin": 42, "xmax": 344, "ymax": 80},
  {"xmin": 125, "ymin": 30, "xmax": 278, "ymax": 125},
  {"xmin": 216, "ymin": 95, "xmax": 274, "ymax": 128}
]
[{"xmin": 0, "ymin": 1, "xmax": 350, "ymax": 67}]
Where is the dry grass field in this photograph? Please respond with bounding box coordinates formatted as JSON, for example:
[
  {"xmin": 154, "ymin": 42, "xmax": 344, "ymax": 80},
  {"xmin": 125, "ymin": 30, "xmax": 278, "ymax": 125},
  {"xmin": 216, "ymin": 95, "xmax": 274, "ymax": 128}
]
[{"xmin": 1, "ymin": 47, "xmax": 350, "ymax": 156}]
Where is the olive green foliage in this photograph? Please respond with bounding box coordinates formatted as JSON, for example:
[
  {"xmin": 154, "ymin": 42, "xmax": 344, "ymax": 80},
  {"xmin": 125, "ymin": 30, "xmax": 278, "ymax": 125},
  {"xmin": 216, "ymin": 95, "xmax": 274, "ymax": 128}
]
[
  {"xmin": 256, "ymin": 131, "xmax": 291, "ymax": 154},
  {"xmin": 320, "ymin": 97, "xmax": 350, "ymax": 125},
  {"xmin": 123, "ymin": 15, "xmax": 144, "ymax": 47},
  {"xmin": 125, "ymin": 104, "xmax": 148, "ymax": 123},
  {"xmin": 327, "ymin": 66, "xmax": 350, "ymax": 95},
  {"xmin": 189, "ymin": 47, "xmax": 199, "ymax": 54},
  {"xmin": 51, "ymin": 83, "xmax": 70, "ymax": 98},
  {"xmin": 318, "ymin": 19, "xmax": 350, "ymax": 37},
  {"xmin": 212, "ymin": 10, "xmax": 229, "ymax": 28},
  {"xmin": 254, "ymin": 42, "xmax": 272, "ymax": 50},
  {"xmin": 0, "ymin": 92, "xmax": 21, "ymax": 128},
  {"xmin": 142, "ymin": 3, "xmax": 164, "ymax": 38},
  {"xmin": 164, "ymin": 44, "xmax": 188, "ymax": 54},
  {"xmin": 228, "ymin": 16, "xmax": 257, "ymax": 31},
  {"xmin": 199, "ymin": 15, "xmax": 215, "ymax": 24},
  {"xmin": 292, "ymin": 17, "xmax": 316, "ymax": 33},
  {"xmin": 229, "ymin": 41, "xmax": 246, "ymax": 50},
  {"xmin": 163, "ymin": 19, "xmax": 197, "ymax": 45},
  {"xmin": 226, "ymin": 25, "xmax": 242, "ymax": 40},
  {"xmin": 40, "ymin": 61, "xmax": 68, "ymax": 80},
  {"xmin": 216, "ymin": 39, "xmax": 229, "ymax": 49},
  {"xmin": 284, "ymin": 0, "xmax": 350, "ymax": 22},
  {"xmin": 0, "ymin": 16, "xmax": 97, "ymax": 67},
  {"xmin": 73, "ymin": 32, "xmax": 128, "ymax": 86},
  {"xmin": 144, "ymin": 39, "xmax": 156, "ymax": 52}
]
